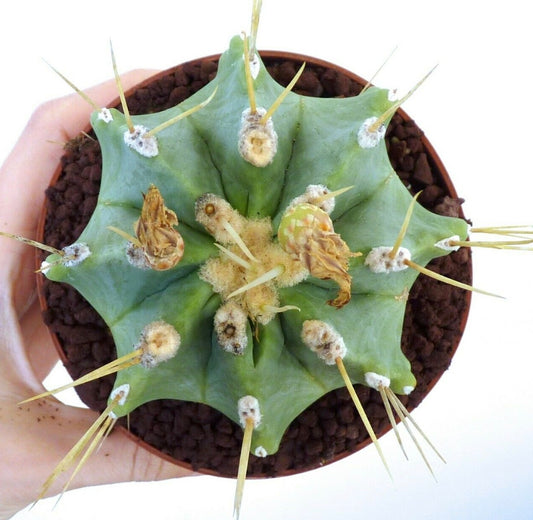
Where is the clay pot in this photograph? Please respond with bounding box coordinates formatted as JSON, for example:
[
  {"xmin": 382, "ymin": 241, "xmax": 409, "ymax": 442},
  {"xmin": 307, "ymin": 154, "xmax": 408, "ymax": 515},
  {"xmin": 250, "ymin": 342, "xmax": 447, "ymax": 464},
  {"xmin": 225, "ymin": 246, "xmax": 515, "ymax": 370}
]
[{"xmin": 36, "ymin": 51, "xmax": 472, "ymax": 478}]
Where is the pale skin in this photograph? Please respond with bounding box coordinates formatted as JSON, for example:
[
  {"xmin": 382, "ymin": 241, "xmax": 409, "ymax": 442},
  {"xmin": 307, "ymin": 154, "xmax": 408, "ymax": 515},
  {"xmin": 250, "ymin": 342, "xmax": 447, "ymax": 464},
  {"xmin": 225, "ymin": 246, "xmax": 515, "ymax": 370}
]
[{"xmin": 0, "ymin": 71, "xmax": 194, "ymax": 520}]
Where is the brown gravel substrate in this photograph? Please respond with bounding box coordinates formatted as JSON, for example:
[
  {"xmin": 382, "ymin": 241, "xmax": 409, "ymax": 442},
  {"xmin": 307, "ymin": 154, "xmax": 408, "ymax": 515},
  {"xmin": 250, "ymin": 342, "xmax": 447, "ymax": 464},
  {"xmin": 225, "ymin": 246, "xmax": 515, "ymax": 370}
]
[{"xmin": 40, "ymin": 53, "xmax": 472, "ymax": 478}]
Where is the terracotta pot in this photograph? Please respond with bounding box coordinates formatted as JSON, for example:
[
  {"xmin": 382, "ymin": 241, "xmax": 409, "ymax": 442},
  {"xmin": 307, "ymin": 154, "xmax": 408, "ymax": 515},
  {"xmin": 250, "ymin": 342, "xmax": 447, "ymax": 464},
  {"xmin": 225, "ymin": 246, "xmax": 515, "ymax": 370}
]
[{"xmin": 36, "ymin": 50, "xmax": 472, "ymax": 478}]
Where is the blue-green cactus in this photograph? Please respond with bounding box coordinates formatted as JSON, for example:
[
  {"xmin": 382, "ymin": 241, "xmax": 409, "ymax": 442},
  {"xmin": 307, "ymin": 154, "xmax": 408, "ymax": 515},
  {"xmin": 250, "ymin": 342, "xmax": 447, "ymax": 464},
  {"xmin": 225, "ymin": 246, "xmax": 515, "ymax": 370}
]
[{"xmin": 41, "ymin": 34, "xmax": 468, "ymax": 460}]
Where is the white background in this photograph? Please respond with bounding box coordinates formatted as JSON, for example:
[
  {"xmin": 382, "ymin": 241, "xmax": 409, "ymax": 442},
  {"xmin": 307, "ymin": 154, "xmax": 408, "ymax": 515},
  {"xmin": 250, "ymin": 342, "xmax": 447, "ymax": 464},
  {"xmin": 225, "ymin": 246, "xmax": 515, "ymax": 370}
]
[{"xmin": 2, "ymin": 0, "xmax": 533, "ymax": 519}]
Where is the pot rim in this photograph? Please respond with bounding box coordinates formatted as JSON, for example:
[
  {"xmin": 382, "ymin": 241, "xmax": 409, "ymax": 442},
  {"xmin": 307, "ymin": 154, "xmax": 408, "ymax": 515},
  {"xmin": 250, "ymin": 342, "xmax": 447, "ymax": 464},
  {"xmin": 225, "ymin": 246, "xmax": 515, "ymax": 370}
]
[{"xmin": 36, "ymin": 49, "xmax": 472, "ymax": 479}]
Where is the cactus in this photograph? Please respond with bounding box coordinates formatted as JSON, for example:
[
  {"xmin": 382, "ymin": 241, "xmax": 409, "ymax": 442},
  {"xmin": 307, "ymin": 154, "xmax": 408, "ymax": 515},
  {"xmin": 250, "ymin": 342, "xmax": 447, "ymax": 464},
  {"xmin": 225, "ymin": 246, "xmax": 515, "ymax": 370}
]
[
  {"xmin": 32, "ymin": 24, "xmax": 472, "ymax": 475},
  {"xmin": 37, "ymin": 30, "xmax": 469, "ymax": 460},
  {"xmin": 3, "ymin": 2, "xmax": 531, "ymax": 517}
]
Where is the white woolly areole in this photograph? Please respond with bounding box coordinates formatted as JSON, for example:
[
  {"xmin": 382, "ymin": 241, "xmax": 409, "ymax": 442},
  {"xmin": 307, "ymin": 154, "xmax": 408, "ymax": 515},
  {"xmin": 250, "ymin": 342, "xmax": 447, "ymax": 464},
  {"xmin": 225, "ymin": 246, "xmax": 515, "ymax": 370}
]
[
  {"xmin": 249, "ymin": 53, "xmax": 260, "ymax": 79},
  {"xmin": 138, "ymin": 321, "xmax": 181, "ymax": 368},
  {"xmin": 237, "ymin": 395, "xmax": 261, "ymax": 428},
  {"xmin": 365, "ymin": 246, "xmax": 411, "ymax": 273},
  {"xmin": 39, "ymin": 261, "xmax": 51, "ymax": 275},
  {"xmin": 124, "ymin": 125, "xmax": 159, "ymax": 157},
  {"xmin": 435, "ymin": 235, "xmax": 461, "ymax": 252},
  {"xmin": 62, "ymin": 243, "xmax": 91, "ymax": 267},
  {"xmin": 214, "ymin": 302, "xmax": 248, "ymax": 355},
  {"xmin": 388, "ymin": 89, "xmax": 400, "ymax": 102},
  {"xmin": 254, "ymin": 446, "xmax": 267, "ymax": 458},
  {"xmin": 97, "ymin": 108, "xmax": 113, "ymax": 123},
  {"xmin": 357, "ymin": 116, "xmax": 386, "ymax": 149},
  {"xmin": 109, "ymin": 383, "xmax": 130, "ymax": 419},
  {"xmin": 126, "ymin": 242, "xmax": 150, "ymax": 270},
  {"xmin": 110, "ymin": 383, "xmax": 130, "ymax": 407},
  {"xmin": 403, "ymin": 385, "xmax": 415, "ymax": 395},
  {"xmin": 238, "ymin": 107, "xmax": 278, "ymax": 167},
  {"xmin": 194, "ymin": 193, "xmax": 245, "ymax": 245},
  {"xmin": 364, "ymin": 372, "xmax": 390, "ymax": 390},
  {"xmin": 288, "ymin": 184, "xmax": 336, "ymax": 215},
  {"xmin": 301, "ymin": 320, "xmax": 347, "ymax": 365}
]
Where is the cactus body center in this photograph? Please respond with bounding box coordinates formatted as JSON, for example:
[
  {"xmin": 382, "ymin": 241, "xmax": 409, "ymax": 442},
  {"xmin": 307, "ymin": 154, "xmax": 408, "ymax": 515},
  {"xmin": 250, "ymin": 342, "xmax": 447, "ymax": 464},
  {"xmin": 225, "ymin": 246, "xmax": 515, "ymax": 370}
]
[{"xmin": 199, "ymin": 213, "xmax": 308, "ymax": 325}]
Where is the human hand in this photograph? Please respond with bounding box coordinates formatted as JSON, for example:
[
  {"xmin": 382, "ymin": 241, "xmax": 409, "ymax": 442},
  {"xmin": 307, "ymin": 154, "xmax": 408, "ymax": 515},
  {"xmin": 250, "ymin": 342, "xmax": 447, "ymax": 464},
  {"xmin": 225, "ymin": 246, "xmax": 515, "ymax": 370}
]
[{"xmin": 0, "ymin": 72, "xmax": 195, "ymax": 520}]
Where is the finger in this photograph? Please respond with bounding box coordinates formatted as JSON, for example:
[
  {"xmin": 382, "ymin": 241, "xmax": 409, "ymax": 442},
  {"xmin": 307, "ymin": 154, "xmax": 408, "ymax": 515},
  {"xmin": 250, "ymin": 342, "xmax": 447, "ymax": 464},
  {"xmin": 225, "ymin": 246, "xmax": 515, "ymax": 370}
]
[
  {"xmin": 1, "ymin": 396, "xmax": 193, "ymax": 512},
  {"xmin": 77, "ymin": 425, "xmax": 195, "ymax": 488},
  {"xmin": 40, "ymin": 403, "xmax": 194, "ymax": 495}
]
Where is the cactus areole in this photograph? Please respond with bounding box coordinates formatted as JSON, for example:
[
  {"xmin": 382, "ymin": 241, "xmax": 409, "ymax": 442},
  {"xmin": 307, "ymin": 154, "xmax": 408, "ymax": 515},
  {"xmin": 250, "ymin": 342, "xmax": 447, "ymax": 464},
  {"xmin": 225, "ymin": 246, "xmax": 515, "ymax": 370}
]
[{"xmin": 42, "ymin": 36, "xmax": 469, "ymax": 459}]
